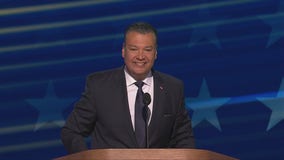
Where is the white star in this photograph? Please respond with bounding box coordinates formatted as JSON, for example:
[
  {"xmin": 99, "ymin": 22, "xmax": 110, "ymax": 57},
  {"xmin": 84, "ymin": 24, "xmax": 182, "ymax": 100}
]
[
  {"xmin": 186, "ymin": 79, "xmax": 231, "ymax": 131},
  {"xmin": 26, "ymin": 81, "xmax": 76, "ymax": 131},
  {"xmin": 188, "ymin": 9, "xmax": 222, "ymax": 49},
  {"xmin": 257, "ymin": 78, "xmax": 284, "ymax": 131},
  {"xmin": 259, "ymin": 1, "xmax": 284, "ymax": 47}
]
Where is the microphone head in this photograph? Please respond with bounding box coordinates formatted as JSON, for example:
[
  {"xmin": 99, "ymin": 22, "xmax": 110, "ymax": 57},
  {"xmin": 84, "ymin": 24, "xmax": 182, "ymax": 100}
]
[{"xmin": 143, "ymin": 93, "xmax": 151, "ymax": 105}]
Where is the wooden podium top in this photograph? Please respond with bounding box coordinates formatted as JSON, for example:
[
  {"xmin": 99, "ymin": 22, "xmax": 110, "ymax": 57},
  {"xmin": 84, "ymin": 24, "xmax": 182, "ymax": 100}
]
[{"xmin": 54, "ymin": 149, "xmax": 239, "ymax": 160}]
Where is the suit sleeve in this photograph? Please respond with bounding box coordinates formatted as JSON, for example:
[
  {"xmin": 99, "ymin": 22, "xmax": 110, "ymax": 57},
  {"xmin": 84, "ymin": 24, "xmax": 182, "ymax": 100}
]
[
  {"xmin": 169, "ymin": 82, "xmax": 195, "ymax": 148},
  {"xmin": 61, "ymin": 76, "xmax": 97, "ymax": 154}
]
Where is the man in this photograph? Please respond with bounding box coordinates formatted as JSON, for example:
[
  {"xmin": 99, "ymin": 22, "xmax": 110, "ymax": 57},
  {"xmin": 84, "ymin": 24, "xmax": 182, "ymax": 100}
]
[{"xmin": 61, "ymin": 22, "xmax": 195, "ymax": 154}]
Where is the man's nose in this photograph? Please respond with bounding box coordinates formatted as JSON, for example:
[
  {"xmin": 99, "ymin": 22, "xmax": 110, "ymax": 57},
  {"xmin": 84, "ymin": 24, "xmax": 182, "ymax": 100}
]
[{"xmin": 137, "ymin": 50, "xmax": 145, "ymax": 59}]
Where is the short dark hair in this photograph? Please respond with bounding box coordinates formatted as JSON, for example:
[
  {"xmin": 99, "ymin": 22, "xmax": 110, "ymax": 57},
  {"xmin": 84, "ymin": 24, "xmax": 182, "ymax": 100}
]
[{"xmin": 124, "ymin": 22, "xmax": 158, "ymax": 46}]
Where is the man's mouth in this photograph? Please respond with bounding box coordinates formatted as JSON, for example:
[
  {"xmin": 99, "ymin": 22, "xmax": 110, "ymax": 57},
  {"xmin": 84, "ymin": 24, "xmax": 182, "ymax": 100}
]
[{"xmin": 134, "ymin": 62, "xmax": 146, "ymax": 66}]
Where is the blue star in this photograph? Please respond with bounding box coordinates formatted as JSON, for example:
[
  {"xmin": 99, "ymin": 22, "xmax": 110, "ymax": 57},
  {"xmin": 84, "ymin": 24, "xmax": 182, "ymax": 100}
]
[
  {"xmin": 26, "ymin": 81, "xmax": 76, "ymax": 131},
  {"xmin": 188, "ymin": 9, "xmax": 222, "ymax": 49},
  {"xmin": 259, "ymin": 1, "xmax": 284, "ymax": 47},
  {"xmin": 257, "ymin": 78, "xmax": 284, "ymax": 131},
  {"xmin": 186, "ymin": 79, "xmax": 231, "ymax": 131}
]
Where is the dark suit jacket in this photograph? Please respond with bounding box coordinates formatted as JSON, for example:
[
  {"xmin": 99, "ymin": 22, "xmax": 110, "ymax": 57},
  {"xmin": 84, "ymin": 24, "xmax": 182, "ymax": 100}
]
[{"xmin": 61, "ymin": 67, "xmax": 195, "ymax": 153}]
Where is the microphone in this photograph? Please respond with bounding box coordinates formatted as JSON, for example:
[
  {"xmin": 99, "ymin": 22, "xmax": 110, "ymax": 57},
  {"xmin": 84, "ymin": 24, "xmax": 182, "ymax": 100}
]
[
  {"xmin": 143, "ymin": 93, "xmax": 151, "ymax": 123},
  {"xmin": 143, "ymin": 92, "xmax": 151, "ymax": 106},
  {"xmin": 143, "ymin": 92, "xmax": 151, "ymax": 148}
]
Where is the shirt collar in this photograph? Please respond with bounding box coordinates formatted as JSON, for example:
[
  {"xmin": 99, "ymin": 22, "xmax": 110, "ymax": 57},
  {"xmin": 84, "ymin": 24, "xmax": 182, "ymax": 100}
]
[{"xmin": 124, "ymin": 68, "xmax": 153, "ymax": 87}]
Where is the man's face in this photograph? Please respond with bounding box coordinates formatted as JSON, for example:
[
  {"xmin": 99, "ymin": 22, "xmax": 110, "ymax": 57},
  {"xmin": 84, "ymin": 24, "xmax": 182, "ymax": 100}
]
[{"xmin": 122, "ymin": 31, "xmax": 157, "ymax": 81}]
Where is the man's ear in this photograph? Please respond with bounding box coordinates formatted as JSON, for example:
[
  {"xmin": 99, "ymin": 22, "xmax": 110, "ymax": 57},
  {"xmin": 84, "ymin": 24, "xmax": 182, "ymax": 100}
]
[
  {"xmin": 122, "ymin": 44, "xmax": 125, "ymax": 58},
  {"xmin": 155, "ymin": 51, "xmax": 157, "ymax": 59}
]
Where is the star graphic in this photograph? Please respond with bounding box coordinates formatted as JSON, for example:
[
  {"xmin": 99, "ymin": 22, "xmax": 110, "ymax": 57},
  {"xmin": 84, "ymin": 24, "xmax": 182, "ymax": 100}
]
[
  {"xmin": 260, "ymin": 1, "xmax": 284, "ymax": 47},
  {"xmin": 185, "ymin": 79, "xmax": 231, "ymax": 131},
  {"xmin": 188, "ymin": 8, "xmax": 222, "ymax": 49},
  {"xmin": 257, "ymin": 78, "xmax": 284, "ymax": 131},
  {"xmin": 26, "ymin": 81, "xmax": 76, "ymax": 131}
]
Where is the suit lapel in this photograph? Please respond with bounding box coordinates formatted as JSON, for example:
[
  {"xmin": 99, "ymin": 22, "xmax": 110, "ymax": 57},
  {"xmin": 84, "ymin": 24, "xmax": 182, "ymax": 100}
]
[
  {"xmin": 148, "ymin": 72, "xmax": 167, "ymax": 142},
  {"xmin": 118, "ymin": 67, "xmax": 138, "ymax": 146}
]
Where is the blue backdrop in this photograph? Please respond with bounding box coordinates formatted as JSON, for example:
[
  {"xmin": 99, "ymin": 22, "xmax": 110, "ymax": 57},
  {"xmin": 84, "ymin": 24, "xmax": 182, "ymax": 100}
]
[{"xmin": 0, "ymin": 0, "xmax": 283, "ymax": 159}]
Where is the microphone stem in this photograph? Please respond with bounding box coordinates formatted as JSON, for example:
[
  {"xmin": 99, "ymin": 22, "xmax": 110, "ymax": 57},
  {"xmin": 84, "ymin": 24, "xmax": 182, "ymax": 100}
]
[{"xmin": 145, "ymin": 106, "xmax": 150, "ymax": 148}]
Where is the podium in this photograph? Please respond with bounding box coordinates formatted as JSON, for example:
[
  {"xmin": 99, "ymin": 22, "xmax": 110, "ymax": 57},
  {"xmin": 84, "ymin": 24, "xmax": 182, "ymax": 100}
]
[{"xmin": 54, "ymin": 149, "xmax": 239, "ymax": 160}]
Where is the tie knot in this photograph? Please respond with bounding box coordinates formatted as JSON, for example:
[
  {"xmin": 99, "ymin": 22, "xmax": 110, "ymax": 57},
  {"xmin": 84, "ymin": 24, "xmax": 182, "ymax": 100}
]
[{"xmin": 135, "ymin": 81, "xmax": 144, "ymax": 89}]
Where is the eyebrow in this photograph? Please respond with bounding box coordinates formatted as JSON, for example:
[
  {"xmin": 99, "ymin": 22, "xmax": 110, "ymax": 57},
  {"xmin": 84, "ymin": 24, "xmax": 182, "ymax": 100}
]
[{"xmin": 126, "ymin": 45, "xmax": 154, "ymax": 48}]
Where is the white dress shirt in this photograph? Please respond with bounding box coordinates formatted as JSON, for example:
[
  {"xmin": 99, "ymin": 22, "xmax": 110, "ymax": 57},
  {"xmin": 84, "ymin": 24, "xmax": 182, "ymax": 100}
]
[{"xmin": 124, "ymin": 69, "xmax": 154, "ymax": 130}]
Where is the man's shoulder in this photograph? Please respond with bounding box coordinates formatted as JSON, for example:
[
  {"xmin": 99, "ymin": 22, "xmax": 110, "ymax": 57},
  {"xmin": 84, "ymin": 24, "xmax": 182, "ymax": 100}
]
[
  {"xmin": 87, "ymin": 67, "xmax": 123, "ymax": 81},
  {"xmin": 154, "ymin": 70, "xmax": 183, "ymax": 84}
]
